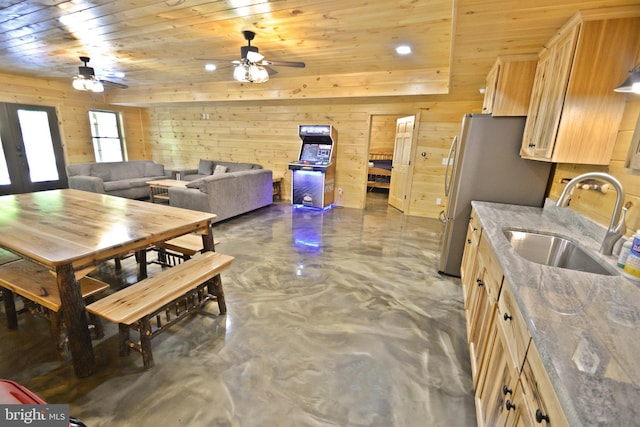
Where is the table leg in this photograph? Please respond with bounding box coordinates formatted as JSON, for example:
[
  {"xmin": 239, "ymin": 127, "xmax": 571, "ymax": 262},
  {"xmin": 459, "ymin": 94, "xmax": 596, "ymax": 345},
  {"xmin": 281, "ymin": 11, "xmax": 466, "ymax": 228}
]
[
  {"xmin": 201, "ymin": 223, "xmax": 216, "ymax": 252},
  {"xmin": 2, "ymin": 288, "xmax": 18, "ymax": 329},
  {"xmin": 56, "ymin": 264, "xmax": 95, "ymax": 377},
  {"xmin": 137, "ymin": 249, "xmax": 147, "ymax": 280},
  {"xmin": 201, "ymin": 222, "xmax": 225, "ymax": 314}
]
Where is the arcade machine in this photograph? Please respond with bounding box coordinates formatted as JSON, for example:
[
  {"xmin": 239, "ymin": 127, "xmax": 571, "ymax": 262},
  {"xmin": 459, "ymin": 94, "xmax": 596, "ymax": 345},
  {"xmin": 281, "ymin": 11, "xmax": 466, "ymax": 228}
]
[{"xmin": 288, "ymin": 125, "xmax": 338, "ymax": 209}]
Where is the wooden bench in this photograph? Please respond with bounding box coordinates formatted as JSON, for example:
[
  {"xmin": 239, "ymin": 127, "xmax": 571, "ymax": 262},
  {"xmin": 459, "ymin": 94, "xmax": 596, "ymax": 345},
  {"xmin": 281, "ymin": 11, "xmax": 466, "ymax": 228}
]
[
  {"xmin": 0, "ymin": 249, "xmax": 20, "ymax": 302},
  {"xmin": 86, "ymin": 251, "xmax": 234, "ymax": 369},
  {"xmin": 0, "ymin": 249, "xmax": 20, "ymax": 266},
  {"xmin": 0, "ymin": 259, "xmax": 110, "ymax": 359},
  {"xmin": 152, "ymin": 234, "xmax": 220, "ymax": 267}
]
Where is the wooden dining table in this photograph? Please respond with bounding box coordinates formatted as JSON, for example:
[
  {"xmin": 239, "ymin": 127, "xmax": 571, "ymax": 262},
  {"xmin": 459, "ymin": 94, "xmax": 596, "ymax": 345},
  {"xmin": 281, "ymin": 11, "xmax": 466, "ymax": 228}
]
[{"xmin": 0, "ymin": 189, "xmax": 217, "ymax": 377}]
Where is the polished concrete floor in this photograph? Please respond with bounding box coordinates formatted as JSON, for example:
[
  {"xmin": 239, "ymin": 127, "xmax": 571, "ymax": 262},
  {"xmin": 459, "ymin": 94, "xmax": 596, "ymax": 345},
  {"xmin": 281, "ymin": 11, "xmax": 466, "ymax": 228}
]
[{"xmin": 0, "ymin": 192, "xmax": 476, "ymax": 427}]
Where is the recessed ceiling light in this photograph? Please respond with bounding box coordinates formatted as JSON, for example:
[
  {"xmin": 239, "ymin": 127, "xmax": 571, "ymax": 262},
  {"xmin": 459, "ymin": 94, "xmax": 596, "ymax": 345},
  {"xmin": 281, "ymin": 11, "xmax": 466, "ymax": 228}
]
[
  {"xmin": 205, "ymin": 63, "xmax": 217, "ymax": 71},
  {"xmin": 396, "ymin": 45, "xmax": 412, "ymax": 55}
]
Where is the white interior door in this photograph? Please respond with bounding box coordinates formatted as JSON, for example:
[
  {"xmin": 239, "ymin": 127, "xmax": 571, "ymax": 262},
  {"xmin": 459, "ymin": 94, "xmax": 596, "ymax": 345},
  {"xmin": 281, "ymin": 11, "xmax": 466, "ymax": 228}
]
[{"xmin": 388, "ymin": 115, "xmax": 415, "ymax": 211}]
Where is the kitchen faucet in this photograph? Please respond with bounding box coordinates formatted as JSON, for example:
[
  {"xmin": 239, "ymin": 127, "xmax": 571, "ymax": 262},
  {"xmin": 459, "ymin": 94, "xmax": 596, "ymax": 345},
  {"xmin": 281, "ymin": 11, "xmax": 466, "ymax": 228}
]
[{"xmin": 555, "ymin": 172, "xmax": 626, "ymax": 255}]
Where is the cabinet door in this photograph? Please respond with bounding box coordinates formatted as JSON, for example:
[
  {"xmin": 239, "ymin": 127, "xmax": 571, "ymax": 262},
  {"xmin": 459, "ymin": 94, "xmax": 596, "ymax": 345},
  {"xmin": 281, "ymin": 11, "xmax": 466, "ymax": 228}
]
[
  {"xmin": 467, "ymin": 267, "xmax": 495, "ymax": 388},
  {"xmin": 521, "ymin": 24, "xmax": 579, "ymax": 159},
  {"xmin": 497, "ymin": 279, "xmax": 531, "ymax": 373},
  {"xmin": 520, "ymin": 50, "xmax": 552, "ymax": 158},
  {"xmin": 520, "ymin": 344, "xmax": 569, "ymax": 427},
  {"xmin": 461, "ymin": 211, "xmax": 482, "ymax": 306},
  {"xmin": 505, "ymin": 380, "xmax": 536, "ymax": 427},
  {"xmin": 482, "ymin": 61, "xmax": 500, "ymax": 114},
  {"xmin": 475, "ymin": 314, "xmax": 518, "ymax": 427}
]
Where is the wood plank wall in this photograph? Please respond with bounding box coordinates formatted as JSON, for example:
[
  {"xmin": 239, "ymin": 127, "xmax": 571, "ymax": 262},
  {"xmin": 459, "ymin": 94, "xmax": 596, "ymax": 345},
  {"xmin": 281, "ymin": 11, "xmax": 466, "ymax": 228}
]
[
  {"xmin": 368, "ymin": 115, "xmax": 399, "ymax": 156},
  {"xmin": 145, "ymin": 99, "xmax": 478, "ymax": 216},
  {"xmin": 0, "ymin": 72, "xmax": 149, "ymax": 165}
]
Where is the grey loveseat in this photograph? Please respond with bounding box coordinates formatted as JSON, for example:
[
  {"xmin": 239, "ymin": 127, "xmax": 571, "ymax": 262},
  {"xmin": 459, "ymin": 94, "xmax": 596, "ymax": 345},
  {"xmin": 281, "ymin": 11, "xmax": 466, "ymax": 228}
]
[
  {"xmin": 67, "ymin": 160, "xmax": 170, "ymax": 199},
  {"xmin": 169, "ymin": 159, "xmax": 272, "ymax": 222}
]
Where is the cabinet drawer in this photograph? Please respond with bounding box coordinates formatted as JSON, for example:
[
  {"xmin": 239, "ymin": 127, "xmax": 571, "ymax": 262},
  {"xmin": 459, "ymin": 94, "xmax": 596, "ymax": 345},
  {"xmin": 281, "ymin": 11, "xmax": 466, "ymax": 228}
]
[
  {"xmin": 477, "ymin": 237, "xmax": 503, "ymax": 303},
  {"xmin": 520, "ymin": 343, "xmax": 569, "ymax": 427},
  {"xmin": 497, "ymin": 279, "xmax": 531, "ymax": 373}
]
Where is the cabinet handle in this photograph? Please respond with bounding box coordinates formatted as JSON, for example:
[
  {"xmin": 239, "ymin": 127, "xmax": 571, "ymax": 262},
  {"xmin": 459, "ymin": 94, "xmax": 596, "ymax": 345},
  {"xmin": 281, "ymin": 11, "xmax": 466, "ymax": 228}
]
[
  {"xmin": 476, "ymin": 278, "xmax": 484, "ymax": 287},
  {"xmin": 505, "ymin": 400, "xmax": 516, "ymax": 411},
  {"xmin": 503, "ymin": 313, "xmax": 513, "ymax": 321},
  {"xmin": 473, "ymin": 227, "xmax": 478, "ymax": 231},
  {"xmin": 502, "ymin": 385, "xmax": 512, "ymax": 396},
  {"xmin": 535, "ymin": 409, "xmax": 550, "ymax": 423},
  {"xmin": 467, "ymin": 239, "xmax": 472, "ymax": 244}
]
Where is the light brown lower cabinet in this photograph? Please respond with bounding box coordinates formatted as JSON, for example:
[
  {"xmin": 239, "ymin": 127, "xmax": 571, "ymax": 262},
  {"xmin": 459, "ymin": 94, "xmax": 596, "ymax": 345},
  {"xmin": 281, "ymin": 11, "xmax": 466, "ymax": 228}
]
[
  {"xmin": 462, "ymin": 208, "xmax": 569, "ymax": 427},
  {"xmin": 475, "ymin": 312, "xmax": 517, "ymax": 427}
]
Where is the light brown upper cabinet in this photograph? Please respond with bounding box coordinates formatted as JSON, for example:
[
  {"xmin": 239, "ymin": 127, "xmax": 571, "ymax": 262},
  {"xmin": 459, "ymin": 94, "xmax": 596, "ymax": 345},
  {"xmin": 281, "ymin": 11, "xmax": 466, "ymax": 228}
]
[
  {"xmin": 482, "ymin": 55, "xmax": 538, "ymax": 117},
  {"xmin": 521, "ymin": 7, "xmax": 640, "ymax": 164}
]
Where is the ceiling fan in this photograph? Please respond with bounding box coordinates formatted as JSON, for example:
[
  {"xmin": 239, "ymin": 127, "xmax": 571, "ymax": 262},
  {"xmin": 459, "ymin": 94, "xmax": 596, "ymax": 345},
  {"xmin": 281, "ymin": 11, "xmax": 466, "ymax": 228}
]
[
  {"xmin": 236, "ymin": 30, "xmax": 305, "ymax": 68},
  {"xmin": 72, "ymin": 56, "xmax": 128, "ymax": 92},
  {"xmin": 201, "ymin": 31, "xmax": 305, "ymax": 83}
]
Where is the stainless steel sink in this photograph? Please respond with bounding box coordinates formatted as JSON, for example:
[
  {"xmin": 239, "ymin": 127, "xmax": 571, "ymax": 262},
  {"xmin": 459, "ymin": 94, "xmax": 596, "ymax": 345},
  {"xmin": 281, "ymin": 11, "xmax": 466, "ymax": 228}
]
[{"xmin": 503, "ymin": 228, "xmax": 616, "ymax": 276}]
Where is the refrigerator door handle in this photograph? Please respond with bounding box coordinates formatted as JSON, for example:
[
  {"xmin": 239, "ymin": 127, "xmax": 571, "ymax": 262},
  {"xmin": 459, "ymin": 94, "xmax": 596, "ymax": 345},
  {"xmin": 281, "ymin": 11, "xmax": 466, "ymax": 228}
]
[
  {"xmin": 444, "ymin": 136, "xmax": 457, "ymax": 197},
  {"xmin": 438, "ymin": 209, "xmax": 447, "ymax": 225}
]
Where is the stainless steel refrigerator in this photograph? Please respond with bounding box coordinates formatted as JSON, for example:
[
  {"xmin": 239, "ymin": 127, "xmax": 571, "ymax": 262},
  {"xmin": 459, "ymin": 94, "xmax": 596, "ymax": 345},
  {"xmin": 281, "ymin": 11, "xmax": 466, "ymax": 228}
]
[{"xmin": 438, "ymin": 114, "xmax": 552, "ymax": 277}]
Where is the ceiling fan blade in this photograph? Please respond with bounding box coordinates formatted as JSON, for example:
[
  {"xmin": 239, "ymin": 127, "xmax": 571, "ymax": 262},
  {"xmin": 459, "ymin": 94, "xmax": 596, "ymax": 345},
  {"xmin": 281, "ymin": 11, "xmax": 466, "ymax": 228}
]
[
  {"xmin": 262, "ymin": 65, "xmax": 278, "ymax": 76},
  {"xmin": 261, "ymin": 60, "xmax": 305, "ymax": 68},
  {"xmin": 100, "ymin": 80, "xmax": 128, "ymax": 89}
]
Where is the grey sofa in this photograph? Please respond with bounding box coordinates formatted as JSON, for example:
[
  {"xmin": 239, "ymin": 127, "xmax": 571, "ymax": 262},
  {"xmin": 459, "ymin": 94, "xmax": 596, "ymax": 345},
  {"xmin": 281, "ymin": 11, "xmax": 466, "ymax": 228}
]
[
  {"xmin": 66, "ymin": 160, "xmax": 170, "ymax": 199},
  {"xmin": 169, "ymin": 160, "xmax": 272, "ymax": 222},
  {"xmin": 179, "ymin": 159, "xmax": 264, "ymax": 181}
]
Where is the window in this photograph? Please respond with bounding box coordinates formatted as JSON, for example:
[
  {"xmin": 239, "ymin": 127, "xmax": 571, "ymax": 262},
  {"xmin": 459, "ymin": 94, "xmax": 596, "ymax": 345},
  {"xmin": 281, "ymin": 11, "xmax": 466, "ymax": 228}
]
[{"xmin": 89, "ymin": 110, "xmax": 126, "ymax": 162}]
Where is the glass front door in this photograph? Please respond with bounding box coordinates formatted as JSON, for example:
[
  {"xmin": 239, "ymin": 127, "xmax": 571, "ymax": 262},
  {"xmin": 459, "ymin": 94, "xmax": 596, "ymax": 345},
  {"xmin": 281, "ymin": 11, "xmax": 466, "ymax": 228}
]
[{"xmin": 0, "ymin": 103, "xmax": 68, "ymax": 195}]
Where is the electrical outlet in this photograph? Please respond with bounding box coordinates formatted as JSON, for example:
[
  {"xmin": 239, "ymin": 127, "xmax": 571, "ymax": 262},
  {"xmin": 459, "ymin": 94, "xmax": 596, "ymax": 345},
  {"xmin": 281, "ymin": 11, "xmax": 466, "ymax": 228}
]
[
  {"xmin": 436, "ymin": 198, "xmax": 442, "ymax": 205},
  {"xmin": 338, "ymin": 188, "xmax": 343, "ymax": 195}
]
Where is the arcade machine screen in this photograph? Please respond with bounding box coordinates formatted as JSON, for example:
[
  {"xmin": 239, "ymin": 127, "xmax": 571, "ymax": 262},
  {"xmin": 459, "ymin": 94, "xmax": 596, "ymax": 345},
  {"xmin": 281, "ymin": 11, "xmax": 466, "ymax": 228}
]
[{"xmin": 300, "ymin": 143, "xmax": 332, "ymax": 164}]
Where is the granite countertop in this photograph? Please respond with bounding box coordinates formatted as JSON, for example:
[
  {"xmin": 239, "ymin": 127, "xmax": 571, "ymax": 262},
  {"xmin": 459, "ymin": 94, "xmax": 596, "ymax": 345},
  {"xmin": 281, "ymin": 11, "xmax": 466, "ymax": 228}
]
[{"xmin": 471, "ymin": 200, "xmax": 640, "ymax": 427}]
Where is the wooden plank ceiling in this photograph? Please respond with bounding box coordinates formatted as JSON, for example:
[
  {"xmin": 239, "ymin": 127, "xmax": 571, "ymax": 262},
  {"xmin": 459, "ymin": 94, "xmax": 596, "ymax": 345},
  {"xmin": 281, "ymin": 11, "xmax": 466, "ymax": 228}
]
[{"xmin": 0, "ymin": 0, "xmax": 637, "ymax": 105}]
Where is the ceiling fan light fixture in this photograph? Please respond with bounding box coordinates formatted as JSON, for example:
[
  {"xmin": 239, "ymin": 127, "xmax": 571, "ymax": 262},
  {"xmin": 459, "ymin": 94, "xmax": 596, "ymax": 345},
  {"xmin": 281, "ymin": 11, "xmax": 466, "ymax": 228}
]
[
  {"xmin": 248, "ymin": 64, "xmax": 269, "ymax": 83},
  {"xmin": 233, "ymin": 61, "xmax": 269, "ymax": 83},
  {"xmin": 72, "ymin": 76, "xmax": 104, "ymax": 93}
]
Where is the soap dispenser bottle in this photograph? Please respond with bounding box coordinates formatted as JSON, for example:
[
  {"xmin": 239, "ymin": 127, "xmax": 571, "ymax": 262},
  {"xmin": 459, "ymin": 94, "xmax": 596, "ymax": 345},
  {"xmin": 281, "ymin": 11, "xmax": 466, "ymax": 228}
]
[
  {"xmin": 617, "ymin": 239, "xmax": 632, "ymax": 268},
  {"xmin": 623, "ymin": 230, "xmax": 640, "ymax": 281}
]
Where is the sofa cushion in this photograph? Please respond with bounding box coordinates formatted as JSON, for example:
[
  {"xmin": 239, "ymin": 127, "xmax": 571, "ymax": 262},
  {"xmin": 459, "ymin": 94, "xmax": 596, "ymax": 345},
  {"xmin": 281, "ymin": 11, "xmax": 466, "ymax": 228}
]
[
  {"xmin": 217, "ymin": 161, "xmax": 261, "ymax": 173},
  {"xmin": 144, "ymin": 162, "xmax": 165, "ymax": 177},
  {"xmin": 129, "ymin": 177, "xmax": 162, "ymax": 188},
  {"xmin": 111, "ymin": 162, "xmax": 146, "ymax": 180},
  {"xmin": 213, "ymin": 165, "xmax": 227, "ymax": 175},
  {"xmin": 198, "ymin": 159, "xmax": 214, "ymax": 175},
  {"xmin": 67, "ymin": 164, "xmax": 91, "ymax": 177},
  {"xmin": 103, "ymin": 180, "xmax": 131, "ymax": 191},
  {"xmin": 91, "ymin": 164, "xmax": 111, "ymax": 182}
]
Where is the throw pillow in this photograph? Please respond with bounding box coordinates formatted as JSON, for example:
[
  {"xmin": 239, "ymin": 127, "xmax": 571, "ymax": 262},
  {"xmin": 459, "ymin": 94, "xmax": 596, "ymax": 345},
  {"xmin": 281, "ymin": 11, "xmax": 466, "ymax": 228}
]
[
  {"xmin": 213, "ymin": 165, "xmax": 228, "ymax": 175},
  {"xmin": 198, "ymin": 159, "xmax": 214, "ymax": 175}
]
